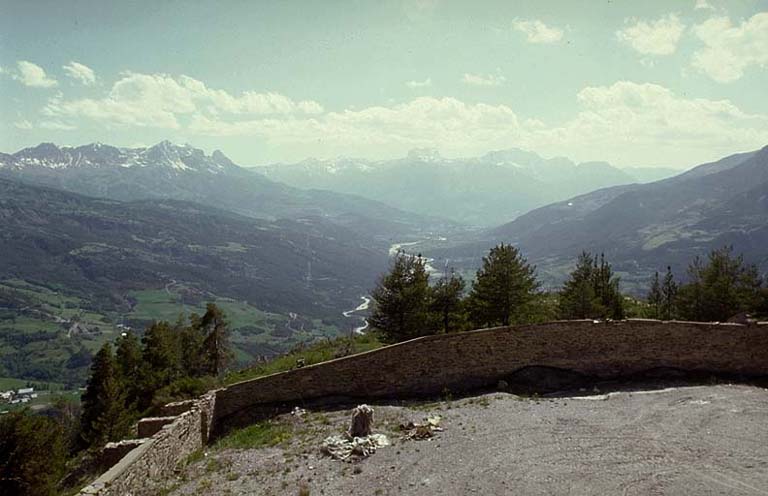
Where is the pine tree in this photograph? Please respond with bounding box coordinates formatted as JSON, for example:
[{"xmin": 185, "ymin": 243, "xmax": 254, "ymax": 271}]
[
  {"xmin": 678, "ymin": 246, "xmax": 763, "ymax": 321},
  {"xmin": 180, "ymin": 313, "xmax": 206, "ymax": 376},
  {"xmin": 559, "ymin": 252, "xmax": 600, "ymax": 319},
  {"xmin": 647, "ymin": 271, "xmax": 662, "ymax": 319},
  {"xmin": 80, "ymin": 343, "xmax": 130, "ymax": 446},
  {"xmin": 559, "ymin": 251, "xmax": 624, "ymax": 319},
  {"xmin": 115, "ymin": 331, "xmax": 142, "ymax": 409},
  {"xmin": 0, "ymin": 411, "xmax": 67, "ymax": 496},
  {"xmin": 138, "ymin": 321, "xmax": 181, "ymax": 410},
  {"xmin": 428, "ymin": 269, "xmax": 466, "ymax": 333},
  {"xmin": 200, "ymin": 303, "xmax": 231, "ymax": 376},
  {"xmin": 661, "ymin": 266, "xmax": 678, "ymax": 320},
  {"xmin": 369, "ymin": 252, "xmax": 431, "ymax": 343},
  {"xmin": 467, "ymin": 244, "xmax": 539, "ymax": 327}
]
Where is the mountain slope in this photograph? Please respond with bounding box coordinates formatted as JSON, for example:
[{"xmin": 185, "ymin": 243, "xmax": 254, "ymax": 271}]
[
  {"xmin": 257, "ymin": 148, "xmax": 678, "ymax": 226},
  {"xmin": 0, "ymin": 177, "xmax": 385, "ymax": 317},
  {"xmin": 431, "ymin": 147, "xmax": 768, "ymax": 290},
  {"xmin": 0, "ymin": 142, "xmax": 452, "ymax": 243}
]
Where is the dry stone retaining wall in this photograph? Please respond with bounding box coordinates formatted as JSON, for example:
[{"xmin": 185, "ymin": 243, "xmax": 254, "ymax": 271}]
[
  {"xmin": 78, "ymin": 392, "xmax": 216, "ymax": 495},
  {"xmin": 79, "ymin": 319, "xmax": 768, "ymax": 494}
]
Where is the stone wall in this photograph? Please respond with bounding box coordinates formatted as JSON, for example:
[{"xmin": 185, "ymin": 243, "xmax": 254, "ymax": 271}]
[
  {"xmin": 79, "ymin": 320, "xmax": 768, "ymax": 493},
  {"xmin": 78, "ymin": 392, "xmax": 216, "ymax": 495},
  {"xmin": 213, "ymin": 320, "xmax": 768, "ymax": 433}
]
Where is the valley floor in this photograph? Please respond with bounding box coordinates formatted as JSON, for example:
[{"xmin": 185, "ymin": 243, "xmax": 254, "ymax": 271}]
[{"xmin": 162, "ymin": 384, "xmax": 768, "ymax": 495}]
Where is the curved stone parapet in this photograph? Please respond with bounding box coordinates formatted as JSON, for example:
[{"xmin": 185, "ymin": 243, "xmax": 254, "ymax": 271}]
[
  {"xmin": 213, "ymin": 319, "xmax": 768, "ymax": 433},
  {"xmin": 79, "ymin": 319, "xmax": 768, "ymax": 494}
]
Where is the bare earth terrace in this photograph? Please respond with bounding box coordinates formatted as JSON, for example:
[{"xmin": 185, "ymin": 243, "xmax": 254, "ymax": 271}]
[{"xmin": 162, "ymin": 384, "xmax": 768, "ymax": 496}]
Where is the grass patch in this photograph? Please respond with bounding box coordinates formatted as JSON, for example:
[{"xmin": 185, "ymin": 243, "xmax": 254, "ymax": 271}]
[
  {"xmin": 213, "ymin": 420, "xmax": 291, "ymax": 450},
  {"xmin": 225, "ymin": 333, "xmax": 383, "ymax": 385}
]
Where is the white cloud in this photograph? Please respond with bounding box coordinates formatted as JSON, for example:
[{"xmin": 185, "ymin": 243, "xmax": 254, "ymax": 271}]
[
  {"xmin": 406, "ymin": 77, "xmax": 432, "ymax": 88},
  {"xmin": 13, "ymin": 61, "xmax": 58, "ymax": 88},
  {"xmin": 185, "ymin": 83, "xmax": 768, "ymax": 166},
  {"xmin": 616, "ymin": 14, "xmax": 686, "ymax": 56},
  {"xmin": 188, "ymin": 97, "xmax": 531, "ymax": 157},
  {"xmin": 43, "ymin": 72, "xmax": 324, "ymax": 129},
  {"xmin": 694, "ymin": 0, "xmax": 715, "ymax": 11},
  {"xmin": 13, "ymin": 120, "xmax": 33, "ymax": 130},
  {"xmin": 691, "ymin": 13, "xmax": 768, "ymax": 82},
  {"xmin": 531, "ymin": 81, "xmax": 768, "ymax": 164},
  {"xmin": 63, "ymin": 61, "xmax": 96, "ymax": 85},
  {"xmin": 31, "ymin": 68, "xmax": 767, "ymax": 166},
  {"xmin": 512, "ymin": 19, "xmax": 563, "ymax": 44},
  {"xmin": 461, "ymin": 73, "xmax": 506, "ymax": 87}
]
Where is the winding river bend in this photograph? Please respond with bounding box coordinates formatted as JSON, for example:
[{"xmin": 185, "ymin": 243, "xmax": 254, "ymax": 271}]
[{"xmin": 342, "ymin": 295, "xmax": 371, "ymax": 334}]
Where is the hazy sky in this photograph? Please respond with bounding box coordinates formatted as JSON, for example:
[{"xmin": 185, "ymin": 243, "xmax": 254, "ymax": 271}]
[{"xmin": 1, "ymin": 0, "xmax": 767, "ymax": 168}]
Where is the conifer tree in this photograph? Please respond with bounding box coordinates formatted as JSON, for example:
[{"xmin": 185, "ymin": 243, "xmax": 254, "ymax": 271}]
[
  {"xmin": 429, "ymin": 269, "xmax": 466, "ymax": 333},
  {"xmin": 647, "ymin": 271, "xmax": 662, "ymax": 319},
  {"xmin": 559, "ymin": 252, "xmax": 600, "ymax": 319},
  {"xmin": 80, "ymin": 343, "xmax": 130, "ymax": 446},
  {"xmin": 369, "ymin": 252, "xmax": 431, "ymax": 342},
  {"xmin": 559, "ymin": 251, "xmax": 624, "ymax": 319},
  {"xmin": 678, "ymin": 246, "xmax": 763, "ymax": 321},
  {"xmin": 115, "ymin": 331, "xmax": 142, "ymax": 409},
  {"xmin": 180, "ymin": 312, "xmax": 206, "ymax": 376},
  {"xmin": 467, "ymin": 244, "xmax": 539, "ymax": 327},
  {"xmin": 0, "ymin": 410, "xmax": 67, "ymax": 496},
  {"xmin": 661, "ymin": 266, "xmax": 678, "ymax": 320},
  {"xmin": 138, "ymin": 321, "xmax": 181, "ymax": 410},
  {"xmin": 200, "ymin": 303, "xmax": 231, "ymax": 376}
]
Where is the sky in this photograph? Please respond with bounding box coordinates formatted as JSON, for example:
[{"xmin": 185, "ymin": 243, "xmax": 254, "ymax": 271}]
[{"xmin": 1, "ymin": 0, "xmax": 767, "ymax": 168}]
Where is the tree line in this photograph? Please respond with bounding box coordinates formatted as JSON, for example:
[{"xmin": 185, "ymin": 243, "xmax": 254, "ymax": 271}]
[
  {"xmin": 1, "ymin": 303, "xmax": 232, "ymax": 496},
  {"xmin": 370, "ymin": 244, "xmax": 767, "ymax": 343}
]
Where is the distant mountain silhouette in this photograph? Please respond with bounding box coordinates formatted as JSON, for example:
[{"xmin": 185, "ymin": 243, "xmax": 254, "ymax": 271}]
[
  {"xmin": 0, "ymin": 141, "xmax": 452, "ymax": 243},
  {"xmin": 431, "ymin": 147, "xmax": 768, "ymax": 291},
  {"xmin": 257, "ymin": 148, "xmax": 680, "ymax": 226}
]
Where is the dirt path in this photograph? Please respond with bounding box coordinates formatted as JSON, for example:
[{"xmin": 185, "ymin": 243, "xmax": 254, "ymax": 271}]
[{"xmin": 164, "ymin": 384, "xmax": 768, "ymax": 495}]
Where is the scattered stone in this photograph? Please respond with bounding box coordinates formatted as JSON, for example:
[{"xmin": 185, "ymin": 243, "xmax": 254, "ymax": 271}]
[
  {"xmin": 291, "ymin": 406, "xmax": 307, "ymax": 417},
  {"xmin": 400, "ymin": 414, "xmax": 444, "ymax": 440}
]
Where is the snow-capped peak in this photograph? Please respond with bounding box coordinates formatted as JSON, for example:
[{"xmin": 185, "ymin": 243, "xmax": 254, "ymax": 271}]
[{"xmin": 1, "ymin": 141, "xmax": 241, "ymax": 174}]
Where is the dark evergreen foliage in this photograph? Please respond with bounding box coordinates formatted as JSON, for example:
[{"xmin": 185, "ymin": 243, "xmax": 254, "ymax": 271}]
[
  {"xmin": 677, "ymin": 246, "xmax": 764, "ymax": 321},
  {"xmin": 79, "ymin": 344, "xmax": 131, "ymax": 447},
  {"xmin": 467, "ymin": 244, "xmax": 539, "ymax": 327},
  {"xmin": 559, "ymin": 252, "xmax": 624, "ymax": 320},
  {"xmin": 369, "ymin": 252, "xmax": 431, "ymax": 343},
  {"xmin": 0, "ymin": 410, "xmax": 67, "ymax": 496},
  {"xmin": 429, "ymin": 270, "xmax": 467, "ymax": 333}
]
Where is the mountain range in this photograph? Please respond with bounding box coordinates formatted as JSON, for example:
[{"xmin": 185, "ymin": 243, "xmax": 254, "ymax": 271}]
[
  {"xmin": 256, "ymin": 148, "xmax": 680, "ymax": 226},
  {"xmin": 428, "ymin": 146, "xmax": 768, "ymax": 291},
  {"xmin": 0, "ymin": 141, "xmax": 453, "ymax": 245}
]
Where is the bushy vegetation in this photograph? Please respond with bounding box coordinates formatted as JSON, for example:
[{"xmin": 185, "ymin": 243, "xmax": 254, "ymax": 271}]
[
  {"xmin": 645, "ymin": 246, "xmax": 767, "ymax": 322},
  {"xmin": 370, "ymin": 244, "xmax": 540, "ymax": 342},
  {"xmin": 369, "ymin": 244, "xmax": 767, "ymax": 344},
  {"xmin": 558, "ymin": 252, "xmax": 625, "ymax": 320},
  {"xmin": 225, "ymin": 332, "xmax": 383, "ymax": 385},
  {"xmin": 0, "ymin": 410, "xmax": 67, "ymax": 496}
]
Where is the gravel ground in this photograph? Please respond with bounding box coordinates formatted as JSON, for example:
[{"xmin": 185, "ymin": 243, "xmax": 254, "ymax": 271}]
[{"xmin": 163, "ymin": 384, "xmax": 768, "ymax": 495}]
